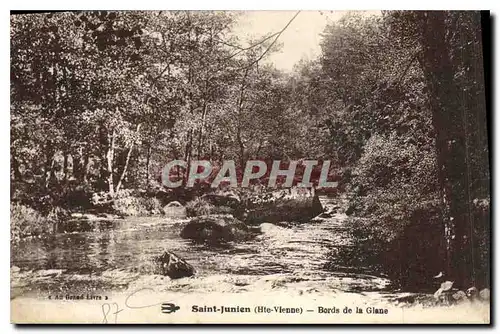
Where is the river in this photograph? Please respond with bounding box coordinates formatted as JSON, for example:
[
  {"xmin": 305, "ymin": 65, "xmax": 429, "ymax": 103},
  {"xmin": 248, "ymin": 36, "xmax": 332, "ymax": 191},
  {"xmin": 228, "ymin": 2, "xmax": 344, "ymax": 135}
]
[
  {"xmin": 10, "ymin": 197, "xmax": 491, "ymax": 324},
  {"xmin": 11, "ymin": 197, "xmax": 394, "ymax": 298}
]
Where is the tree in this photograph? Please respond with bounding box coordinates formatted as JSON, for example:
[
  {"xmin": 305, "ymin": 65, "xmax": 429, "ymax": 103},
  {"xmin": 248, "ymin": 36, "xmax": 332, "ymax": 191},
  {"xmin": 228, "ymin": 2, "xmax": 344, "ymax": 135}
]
[{"xmin": 384, "ymin": 10, "xmax": 489, "ymax": 288}]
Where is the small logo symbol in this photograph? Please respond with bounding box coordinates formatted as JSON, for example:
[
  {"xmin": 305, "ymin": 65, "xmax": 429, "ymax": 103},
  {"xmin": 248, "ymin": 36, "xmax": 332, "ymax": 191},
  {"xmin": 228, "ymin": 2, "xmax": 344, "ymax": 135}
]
[{"xmin": 161, "ymin": 303, "xmax": 180, "ymax": 314}]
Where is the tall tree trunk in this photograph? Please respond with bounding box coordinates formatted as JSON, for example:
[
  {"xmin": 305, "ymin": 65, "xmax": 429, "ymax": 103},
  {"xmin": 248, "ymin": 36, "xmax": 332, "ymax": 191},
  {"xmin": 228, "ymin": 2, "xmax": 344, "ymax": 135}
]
[
  {"xmin": 236, "ymin": 127, "xmax": 245, "ymax": 170},
  {"xmin": 145, "ymin": 144, "xmax": 151, "ymax": 188},
  {"xmin": 73, "ymin": 149, "xmax": 82, "ymax": 182},
  {"xmin": 419, "ymin": 11, "xmax": 472, "ymax": 288},
  {"xmin": 106, "ymin": 128, "xmax": 116, "ymax": 196},
  {"xmin": 185, "ymin": 129, "xmax": 193, "ymax": 182},
  {"xmin": 83, "ymin": 153, "xmax": 90, "ymax": 184},
  {"xmin": 98, "ymin": 124, "xmax": 109, "ymax": 191},
  {"xmin": 208, "ymin": 139, "xmax": 214, "ymax": 161},
  {"xmin": 44, "ymin": 141, "xmax": 55, "ymax": 188},
  {"xmin": 63, "ymin": 153, "xmax": 69, "ymax": 182},
  {"xmin": 115, "ymin": 146, "xmax": 132, "ymax": 194},
  {"xmin": 116, "ymin": 124, "xmax": 142, "ymax": 193},
  {"xmin": 196, "ymin": 102, "xmax": 208, "ymax": 159},
  {"xmin": 236, "ymin": 68, "xmax": 249, "ymax": 169}
]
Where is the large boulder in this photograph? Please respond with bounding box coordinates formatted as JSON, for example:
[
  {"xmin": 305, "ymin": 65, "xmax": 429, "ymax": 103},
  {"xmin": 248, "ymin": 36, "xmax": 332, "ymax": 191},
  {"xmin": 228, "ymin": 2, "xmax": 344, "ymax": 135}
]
[
  {"xmin": 241, "ymin": 187, "xmax": 323, "ymax": 225},
  {"xmin": 163, "ymin": 201, "xmax": 187, "ymax": 218},
  {"xmin": 180, "ymin": 216, "xmax": 253, "ymax": 244},
  {"xmin": 152, "ymin": 251, "xmax": 195, "ymax": 279}
]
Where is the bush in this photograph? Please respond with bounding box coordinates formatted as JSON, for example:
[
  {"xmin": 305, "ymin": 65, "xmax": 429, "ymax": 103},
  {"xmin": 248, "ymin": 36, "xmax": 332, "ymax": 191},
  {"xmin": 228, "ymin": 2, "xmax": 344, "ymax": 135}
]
[
  {"xmin": 347, "ymin": 133, "xmax": 439, "ymax": 233},
  {"xmin": 142, "ymin": 197, "xmax": 163, "ymax": 214},
  {"xmin": 185, "ymin": 198, "xmax": 214, "ymax": 217},
  {"xmin": 185, "ymin": 197, "xmax": 238, "ymax": 217},
  {"xmin": 112, "ymin": 195, "xmax": 143, "ymax": 216},
  {"xmin": 11, "ymin": 181, "xmax": 95, "ymax": 214},
  {"xmin": 102, "ymin": 189, "xmax": 164, "ymax": 216},
  {"xmin": 11, "ymin": 203, "xmax": 55, "ymax": 243},
  {"xmin": 341, "ymin": 133, "xmax": 444, "ymax": 289},
  {"xmin": 340, "ymin": 202, "xmax": 443, "ymax": 289},
  {"xmin": 212, "ymin": 206, "xmax": 234, "ymax": 215}
]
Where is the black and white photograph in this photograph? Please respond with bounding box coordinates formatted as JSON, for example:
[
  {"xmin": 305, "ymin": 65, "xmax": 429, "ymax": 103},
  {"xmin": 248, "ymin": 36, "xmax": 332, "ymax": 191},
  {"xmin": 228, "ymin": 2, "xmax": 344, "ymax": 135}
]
[{"xmin": 9, "ymin": 10, "xmax": 490, "ymax": 324}]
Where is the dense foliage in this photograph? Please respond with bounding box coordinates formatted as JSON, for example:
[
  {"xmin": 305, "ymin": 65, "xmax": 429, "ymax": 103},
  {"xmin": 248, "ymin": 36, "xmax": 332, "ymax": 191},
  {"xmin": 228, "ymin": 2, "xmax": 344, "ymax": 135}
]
[{"xmin": 10, "ymin": 11, "xmax": 489, "ymax": 291}]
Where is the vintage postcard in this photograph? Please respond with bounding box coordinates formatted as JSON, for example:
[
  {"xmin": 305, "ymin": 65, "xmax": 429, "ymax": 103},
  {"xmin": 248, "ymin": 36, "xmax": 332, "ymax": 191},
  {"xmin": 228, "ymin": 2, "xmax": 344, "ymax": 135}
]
[{"xmin": 10, "ymin": 10, "xmax": 490, "ymax": 324}]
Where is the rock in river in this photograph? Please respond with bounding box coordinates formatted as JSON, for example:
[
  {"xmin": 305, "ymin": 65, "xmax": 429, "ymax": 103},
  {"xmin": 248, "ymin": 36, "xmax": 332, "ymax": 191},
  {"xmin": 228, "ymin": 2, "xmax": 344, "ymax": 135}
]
[
  {"xmin": 163, "ymin": 201, "xmax": 187, "ymax": 218},
  {"xmin": 180, "ymin": 216, "xmax": 253, "ymax": 244},
  {"xmin": 153, "ymin": 251, "xmax": 195, "ymax": 279},
  {"xmin": 242, "ymin": 187, "xmax": 323, "ymax": 225}
]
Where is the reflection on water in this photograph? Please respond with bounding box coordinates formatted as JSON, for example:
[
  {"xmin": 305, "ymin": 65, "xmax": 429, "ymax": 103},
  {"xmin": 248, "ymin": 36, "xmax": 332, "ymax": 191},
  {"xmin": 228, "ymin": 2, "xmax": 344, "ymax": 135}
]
[
  {"xmin": 11, "ymin": 199, "xmax": 392, "ymax": 296},
  {"xmin": 12, "ymin": 218, "xmax": 189, "ymax": 274}
]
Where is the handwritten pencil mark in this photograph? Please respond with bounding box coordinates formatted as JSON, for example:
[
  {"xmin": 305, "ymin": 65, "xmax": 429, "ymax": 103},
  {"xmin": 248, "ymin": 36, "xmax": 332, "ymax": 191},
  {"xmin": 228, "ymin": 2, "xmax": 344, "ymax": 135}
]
[{"xmin": 125, "ymin": 287, "xmax": 163, "ymax": 309}]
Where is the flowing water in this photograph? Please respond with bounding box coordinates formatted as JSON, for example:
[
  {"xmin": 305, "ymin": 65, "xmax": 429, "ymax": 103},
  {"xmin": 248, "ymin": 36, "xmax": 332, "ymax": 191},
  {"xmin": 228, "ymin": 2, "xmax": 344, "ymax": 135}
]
[
  {"xmin": 10, "ymin": 197, "xmax": 492, "ymax": 324},
  {"xmin": 11, "ymin": 197, "xmax": 391, "ymax": 299}
]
